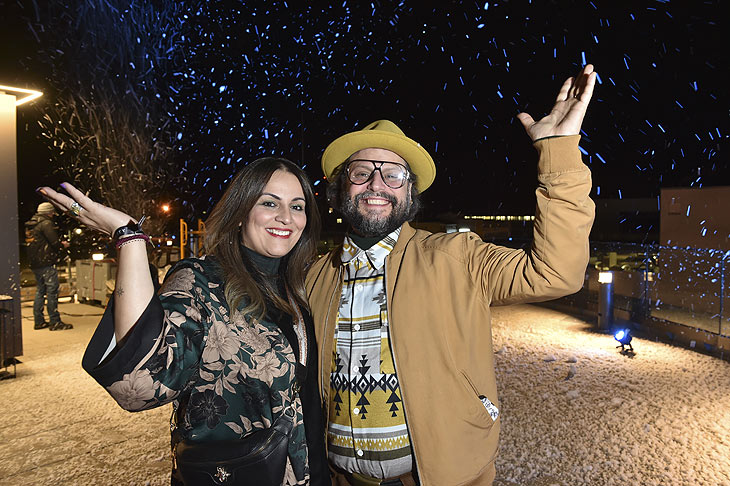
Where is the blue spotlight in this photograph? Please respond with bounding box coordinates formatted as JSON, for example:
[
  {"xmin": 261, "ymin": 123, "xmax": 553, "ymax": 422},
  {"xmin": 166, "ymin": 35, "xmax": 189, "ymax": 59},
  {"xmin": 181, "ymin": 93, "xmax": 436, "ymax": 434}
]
[{"xmin": 614, "ymin": 328, "xmax": 633, "ymax": 352}]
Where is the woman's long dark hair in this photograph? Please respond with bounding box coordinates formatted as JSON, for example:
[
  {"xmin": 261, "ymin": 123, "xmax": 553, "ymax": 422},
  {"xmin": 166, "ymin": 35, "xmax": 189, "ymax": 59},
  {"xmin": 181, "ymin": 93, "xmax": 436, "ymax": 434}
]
[{"xmin": 204, "ymin": 157, "xmax": 321, "ymax": 319}]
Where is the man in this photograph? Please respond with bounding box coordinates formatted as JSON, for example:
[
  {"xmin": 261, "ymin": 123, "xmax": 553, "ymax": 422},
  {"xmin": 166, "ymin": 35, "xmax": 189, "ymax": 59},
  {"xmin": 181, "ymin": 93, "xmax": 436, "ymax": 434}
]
[
  {"xmin": 306, "ymin": 65, "xmax": 597, "ymax": 486},
  {"xmin": 25, "ymin": 202, "xmax": 73, "ymax": 331}
]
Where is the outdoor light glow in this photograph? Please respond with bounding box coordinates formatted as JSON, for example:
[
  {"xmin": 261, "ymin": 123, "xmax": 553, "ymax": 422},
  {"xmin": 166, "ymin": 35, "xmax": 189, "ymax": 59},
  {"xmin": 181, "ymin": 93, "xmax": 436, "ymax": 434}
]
[
  {"xmin": 74, "ymin": 228, "xmax": 83, "ymax": 234},
  {"xmin": 166, "ymin": 240, "xmax": 173, "ymax": 246},
  {"xmin": 614, "ymin": 328, "xmax": 634, "ymax": 352},
  {"xmin": 598, "ymin": 271, "xmax": 613, "ymax": 284},
  {"xmin": 0, "ymin": 85, "xmax": 43, "ymax": 106},
  {"xmin": 161, "ymin": 204, "xmax": 170, "ymax": 212},
  {"xmin": 91, "ymin": 253, "xmax": 104, "ymax": 261},
  {"xmin": 465, "ymin": 215, "xmax": 535, "ymax": 221}
]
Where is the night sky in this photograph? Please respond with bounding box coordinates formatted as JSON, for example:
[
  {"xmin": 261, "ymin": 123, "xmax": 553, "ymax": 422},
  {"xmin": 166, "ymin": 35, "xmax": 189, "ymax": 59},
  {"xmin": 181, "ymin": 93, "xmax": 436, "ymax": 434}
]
[{"xmin": 2, "ymin": 0, "xmax": 727, "ymax": 236}]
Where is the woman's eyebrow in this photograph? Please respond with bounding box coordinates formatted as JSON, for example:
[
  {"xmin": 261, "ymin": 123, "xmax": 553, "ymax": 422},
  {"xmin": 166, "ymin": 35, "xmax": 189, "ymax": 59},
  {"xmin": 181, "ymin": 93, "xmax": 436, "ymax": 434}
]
[{"xmin": 261, "ymin": 192, "xmax": 305, "ymax": 202}]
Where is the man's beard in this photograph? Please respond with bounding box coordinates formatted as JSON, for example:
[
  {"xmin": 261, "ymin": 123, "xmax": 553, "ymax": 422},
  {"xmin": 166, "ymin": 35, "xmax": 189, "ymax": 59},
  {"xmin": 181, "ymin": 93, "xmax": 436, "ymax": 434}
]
[{"xmin": 340, "ymin": 190, "xmax": 411, "ymax": 238}]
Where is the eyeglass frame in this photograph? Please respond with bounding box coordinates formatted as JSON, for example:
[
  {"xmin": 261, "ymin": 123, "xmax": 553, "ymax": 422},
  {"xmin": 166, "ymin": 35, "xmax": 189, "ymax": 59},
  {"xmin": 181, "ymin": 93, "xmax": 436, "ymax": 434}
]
[{"xmin": 344, "ymin": 159, "xmax": 413, "ymax": 189}]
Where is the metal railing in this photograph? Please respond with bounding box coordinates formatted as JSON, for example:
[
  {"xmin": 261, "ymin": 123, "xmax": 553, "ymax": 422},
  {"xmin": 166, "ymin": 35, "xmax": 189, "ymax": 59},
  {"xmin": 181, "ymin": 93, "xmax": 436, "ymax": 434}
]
[
  {"xmin": 488, "ymin": 238, "xmax": 730, "ymax": 337},
  {"xmin": 589, "ymin": 242, "xmax": 729, "ymax": 337}
]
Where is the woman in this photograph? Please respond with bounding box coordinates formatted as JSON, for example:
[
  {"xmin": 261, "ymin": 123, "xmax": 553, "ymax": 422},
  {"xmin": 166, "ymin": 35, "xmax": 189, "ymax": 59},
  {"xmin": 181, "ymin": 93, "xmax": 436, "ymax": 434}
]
[{"xmin": 38, "ymin": 157, "xmax": 329, "ymax": 486}]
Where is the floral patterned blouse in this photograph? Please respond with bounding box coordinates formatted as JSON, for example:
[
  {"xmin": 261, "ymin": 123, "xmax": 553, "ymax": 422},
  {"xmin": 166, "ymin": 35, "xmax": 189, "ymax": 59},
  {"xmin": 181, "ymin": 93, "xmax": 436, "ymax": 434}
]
[{"xmin": 82, "ymin": 255, "xmax": 328, "ymax": 486}]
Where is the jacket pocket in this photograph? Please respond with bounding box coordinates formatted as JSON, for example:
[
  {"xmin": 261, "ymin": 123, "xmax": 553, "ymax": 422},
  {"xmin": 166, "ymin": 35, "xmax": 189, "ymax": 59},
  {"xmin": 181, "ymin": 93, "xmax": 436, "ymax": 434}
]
[{"xmin": 460, "ymin": 371, "xmax": 499, "ymax": 424}]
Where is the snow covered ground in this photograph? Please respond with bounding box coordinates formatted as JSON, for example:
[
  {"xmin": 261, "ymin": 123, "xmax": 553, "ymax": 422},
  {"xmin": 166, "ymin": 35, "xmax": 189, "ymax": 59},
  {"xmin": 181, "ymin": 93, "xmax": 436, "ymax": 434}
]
[
  {"xmin": 1, "ymin": 301, "xmax": 729, "ymax": 486},
  {"xmin": 491, "ymin": 305, "xmax": 730, "ymax": 486}
]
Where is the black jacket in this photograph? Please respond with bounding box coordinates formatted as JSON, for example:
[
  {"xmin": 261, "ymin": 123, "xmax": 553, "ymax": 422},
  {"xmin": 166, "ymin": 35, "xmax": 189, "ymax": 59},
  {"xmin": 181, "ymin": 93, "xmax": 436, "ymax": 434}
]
[{"xmin": 25, "ymin": 213, "xmax": 65, "ymax": 268}]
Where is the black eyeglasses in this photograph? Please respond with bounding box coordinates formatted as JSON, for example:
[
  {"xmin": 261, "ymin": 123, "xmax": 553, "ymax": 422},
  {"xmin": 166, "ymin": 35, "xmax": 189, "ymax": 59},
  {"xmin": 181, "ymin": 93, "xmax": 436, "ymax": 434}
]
[{"xmin": 346, "ymin": 159, "xmax": 411, "ymax": 189}]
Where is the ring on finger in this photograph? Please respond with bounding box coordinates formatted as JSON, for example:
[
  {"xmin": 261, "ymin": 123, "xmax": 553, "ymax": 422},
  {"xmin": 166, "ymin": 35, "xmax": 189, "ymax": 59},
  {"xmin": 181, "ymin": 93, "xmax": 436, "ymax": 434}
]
[{"xmin": 69, "ymin": 202, "xmax": 84, "ymax": 217}]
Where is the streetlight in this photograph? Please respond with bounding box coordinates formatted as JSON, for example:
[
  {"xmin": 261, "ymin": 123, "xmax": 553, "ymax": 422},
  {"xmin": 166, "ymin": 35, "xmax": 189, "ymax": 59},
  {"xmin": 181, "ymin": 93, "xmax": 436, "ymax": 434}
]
[
  {"xmin": 1, "ymin": 84, "xmax": 43, "ymax": 380},
  {"xmin": 0, "ymin": 85, "xmax": 43, "ymax": 106}
]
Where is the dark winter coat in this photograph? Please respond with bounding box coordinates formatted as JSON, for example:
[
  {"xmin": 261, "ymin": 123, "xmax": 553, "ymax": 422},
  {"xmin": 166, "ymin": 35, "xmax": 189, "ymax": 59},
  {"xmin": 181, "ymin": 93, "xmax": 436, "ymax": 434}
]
[{"xmin": 25, "ymin": 213, "xmax": 64, "ymax": 268}]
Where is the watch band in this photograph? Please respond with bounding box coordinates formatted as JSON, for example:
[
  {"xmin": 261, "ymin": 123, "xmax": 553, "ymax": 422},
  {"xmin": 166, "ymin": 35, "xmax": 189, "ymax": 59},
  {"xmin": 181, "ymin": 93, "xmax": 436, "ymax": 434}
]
[{"xmin": 112, "ymin": 215, "xmax": 147, "ymax": 242}]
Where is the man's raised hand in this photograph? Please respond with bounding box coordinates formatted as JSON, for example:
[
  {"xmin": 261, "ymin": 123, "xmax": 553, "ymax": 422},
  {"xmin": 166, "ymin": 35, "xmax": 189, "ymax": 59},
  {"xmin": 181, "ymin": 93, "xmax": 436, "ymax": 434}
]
[{"xmin": 517, "ymin": 64, "xmax": 597, "ymax": 142}]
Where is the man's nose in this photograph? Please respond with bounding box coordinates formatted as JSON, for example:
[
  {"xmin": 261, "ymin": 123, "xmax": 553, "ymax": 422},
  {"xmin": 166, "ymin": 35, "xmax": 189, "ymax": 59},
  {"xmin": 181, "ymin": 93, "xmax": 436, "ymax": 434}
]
[{"xmin": 367, "ymin": 168, "xmax": 387, "ymax": 190}]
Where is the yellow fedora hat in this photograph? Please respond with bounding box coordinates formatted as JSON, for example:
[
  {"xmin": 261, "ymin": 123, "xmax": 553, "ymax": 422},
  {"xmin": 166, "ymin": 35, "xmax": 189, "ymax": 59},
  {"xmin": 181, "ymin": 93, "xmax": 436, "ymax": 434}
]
[{"xmin": 321, "ymin": 119, "xmax": 436, "ymax": 192}]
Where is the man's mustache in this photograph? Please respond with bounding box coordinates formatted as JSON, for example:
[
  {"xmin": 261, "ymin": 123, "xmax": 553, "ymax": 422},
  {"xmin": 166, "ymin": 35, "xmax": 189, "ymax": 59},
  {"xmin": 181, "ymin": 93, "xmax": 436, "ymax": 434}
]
[{"xmin": 354, "ymin": 191, "xmax": 398, "ymax": 205}]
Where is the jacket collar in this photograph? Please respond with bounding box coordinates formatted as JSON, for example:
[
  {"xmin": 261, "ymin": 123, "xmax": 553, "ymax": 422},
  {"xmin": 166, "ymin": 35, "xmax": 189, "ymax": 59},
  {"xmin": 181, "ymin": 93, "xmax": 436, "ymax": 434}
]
[
  {"xmin": 341, "ymin": 227, "xmax": 401, "ymax": 269},
  {"xmin": 390, "ymin": 222, "xmax": 415, "ymax": 255},
  {"xmin": 327, "ymin": 222, "xmax": 416, "ymax": 272}
]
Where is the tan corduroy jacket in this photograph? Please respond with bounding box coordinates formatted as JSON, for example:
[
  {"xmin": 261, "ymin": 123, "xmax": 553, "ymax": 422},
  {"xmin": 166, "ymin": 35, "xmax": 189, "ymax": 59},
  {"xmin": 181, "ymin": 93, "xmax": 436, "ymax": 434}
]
[{"xmin": 305, "ymin": 135, "xmax": 595, "ymax": 486}]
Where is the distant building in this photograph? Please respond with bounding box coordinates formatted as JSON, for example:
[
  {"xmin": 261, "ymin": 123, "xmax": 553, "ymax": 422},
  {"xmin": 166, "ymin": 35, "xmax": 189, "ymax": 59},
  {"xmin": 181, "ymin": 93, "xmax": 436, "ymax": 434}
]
[
  {"xmin": 319, "ymin": 196, "xmax": 664, "ymax": 245},
  {"xmin": 411, "ymin": 214, "xmax": 535, "ymax": 241},
  {"xmin": 660, "ymin": 186, "xmax": 730, "ymax": 249},
  {"xmin": 652, "ymin": 186, "xmax": 730, "ymax": 336},
  {"xmin": 591, "ymin": 198, "xmax": 659, "ymax": 243}
]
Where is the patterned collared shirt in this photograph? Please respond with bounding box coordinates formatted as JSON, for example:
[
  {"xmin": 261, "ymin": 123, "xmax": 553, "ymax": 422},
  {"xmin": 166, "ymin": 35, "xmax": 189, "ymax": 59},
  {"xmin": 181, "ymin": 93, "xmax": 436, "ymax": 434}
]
[{"xmin": 327, "ymin": 227, "xmax": 412, "ymax": 478}]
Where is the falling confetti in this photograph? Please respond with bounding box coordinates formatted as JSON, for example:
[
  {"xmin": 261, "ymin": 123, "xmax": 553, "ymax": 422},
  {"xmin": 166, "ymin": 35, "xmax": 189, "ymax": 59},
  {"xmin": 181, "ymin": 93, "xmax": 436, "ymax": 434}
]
[{"xmin": 4, "ymin": 0, "xmax": 725, "ymax": 229}]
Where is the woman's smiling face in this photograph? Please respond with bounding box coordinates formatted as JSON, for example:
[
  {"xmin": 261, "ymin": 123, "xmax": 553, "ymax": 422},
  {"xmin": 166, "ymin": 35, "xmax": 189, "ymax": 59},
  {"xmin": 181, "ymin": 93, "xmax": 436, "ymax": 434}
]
[{"xmin": 241, "ymin": 169, "xmax": 307, "ymax": 258}]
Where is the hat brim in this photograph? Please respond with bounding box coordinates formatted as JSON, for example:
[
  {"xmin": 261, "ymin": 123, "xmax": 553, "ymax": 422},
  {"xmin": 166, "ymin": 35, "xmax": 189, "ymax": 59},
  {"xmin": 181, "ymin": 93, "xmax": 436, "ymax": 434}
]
[{"xmin": 322, "ymin": 131, "xmax": 435, "ymax": 192}]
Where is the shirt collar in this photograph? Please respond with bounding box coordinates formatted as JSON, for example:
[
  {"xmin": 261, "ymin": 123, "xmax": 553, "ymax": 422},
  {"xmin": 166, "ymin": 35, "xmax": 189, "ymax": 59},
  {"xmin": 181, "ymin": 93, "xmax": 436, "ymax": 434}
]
[{"xmin": 341, "ymin": 227, "xmax": 401, "ymax": 268}]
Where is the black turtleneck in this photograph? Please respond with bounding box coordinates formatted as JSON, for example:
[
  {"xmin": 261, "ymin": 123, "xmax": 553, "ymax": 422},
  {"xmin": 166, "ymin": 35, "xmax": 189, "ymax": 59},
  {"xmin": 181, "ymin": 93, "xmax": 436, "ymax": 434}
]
[
  {"xmin": 241, "ymin": 245, "xmax": 300, "ymax": 362},
  {"xmin": 349, "ymin": 232, "xmax": 385, "ymax": 251},
  {"xmin": 241, "ymin": 245, "xmax": 281, "ymax": 275}
]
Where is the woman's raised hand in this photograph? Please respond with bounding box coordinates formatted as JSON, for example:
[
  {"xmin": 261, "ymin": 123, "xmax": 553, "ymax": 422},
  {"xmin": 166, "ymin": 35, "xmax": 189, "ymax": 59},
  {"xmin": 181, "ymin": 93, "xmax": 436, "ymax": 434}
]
[{"xmin": 37, "ymin": 183, "xmax": 135, "ymax": 236}]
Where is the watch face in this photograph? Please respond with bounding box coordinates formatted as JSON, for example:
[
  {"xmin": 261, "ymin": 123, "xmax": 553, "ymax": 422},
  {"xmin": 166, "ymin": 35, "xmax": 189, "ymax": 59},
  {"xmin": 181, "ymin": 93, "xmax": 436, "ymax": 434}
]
[{"xmin": 113, "ymin": 221, "xmax": 142, "ymax": 240}]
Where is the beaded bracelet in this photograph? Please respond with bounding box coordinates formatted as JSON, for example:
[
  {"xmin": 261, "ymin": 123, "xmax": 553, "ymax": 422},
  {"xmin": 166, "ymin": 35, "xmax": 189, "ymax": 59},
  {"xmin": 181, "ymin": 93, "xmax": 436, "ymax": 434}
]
[{"xmin": 115, "ymin": 233, "xmax": 151, "ymax": 249}]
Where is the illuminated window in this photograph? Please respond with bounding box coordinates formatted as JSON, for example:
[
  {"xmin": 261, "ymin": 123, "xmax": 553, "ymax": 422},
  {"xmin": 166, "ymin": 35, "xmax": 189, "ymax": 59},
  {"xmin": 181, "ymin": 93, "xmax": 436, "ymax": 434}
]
[{"xmin": 464, "ymin": 215, "xmax": 535, "ymax": 221}]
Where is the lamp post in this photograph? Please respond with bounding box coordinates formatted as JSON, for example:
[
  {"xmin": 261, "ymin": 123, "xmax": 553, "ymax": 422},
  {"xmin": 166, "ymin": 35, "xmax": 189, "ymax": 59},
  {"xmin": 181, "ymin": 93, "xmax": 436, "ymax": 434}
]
[
  {"xmin": 597, "ymin": 271, "xmax": 614, "ymax": 331},
  {"xmin": 0, "ymin": 85, "xmax": 43, "ymax": 379}
]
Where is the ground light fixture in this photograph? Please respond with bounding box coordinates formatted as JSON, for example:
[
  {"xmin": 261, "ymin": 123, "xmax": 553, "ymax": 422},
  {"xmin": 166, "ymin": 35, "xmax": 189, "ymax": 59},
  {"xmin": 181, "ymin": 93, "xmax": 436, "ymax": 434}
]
[{"xmin": 614, "ymin": 328, "xmax": 634, "ymax": 352}]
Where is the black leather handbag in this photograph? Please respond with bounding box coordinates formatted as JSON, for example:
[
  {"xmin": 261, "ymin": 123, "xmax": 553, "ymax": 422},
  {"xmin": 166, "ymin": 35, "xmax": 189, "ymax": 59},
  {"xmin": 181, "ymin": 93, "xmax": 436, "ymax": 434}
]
[{"xmin": 172, "ymin": 406, "xmax": 295, "ymax": 486}]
